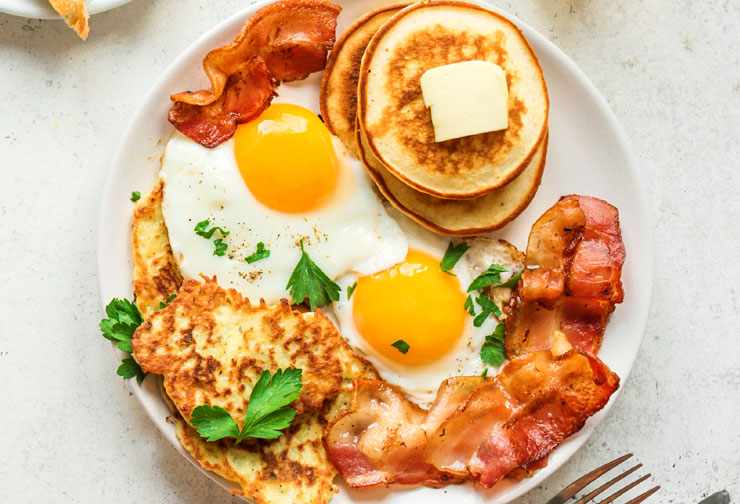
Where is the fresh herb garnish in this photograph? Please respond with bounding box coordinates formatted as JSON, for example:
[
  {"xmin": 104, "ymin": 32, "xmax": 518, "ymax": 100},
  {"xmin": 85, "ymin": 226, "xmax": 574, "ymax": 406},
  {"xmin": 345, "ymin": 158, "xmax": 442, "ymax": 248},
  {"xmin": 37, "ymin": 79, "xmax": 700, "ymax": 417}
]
[
  {"xmin": 480, "ymin": 322, "xmax": 507, "ymax": 367},
  {"xmin": 494, "ymin": 271, "xmax": 522, "ymax": 290},
  {"xmin": 130, "ymin": 191, "xmax": 141, "ymax": 202},
  {"xmin": 194, "ymin": 219, "xmax": 230, "ymax": 239},
  {"xmin": 440, "ymin": 241, "xmax": 469, "ymax": 273},
  {"xmin": 467, "ymin": 263, "xmax": 509, "ymax": 292},
  {"xmin": 464, "ymin": 294, "xmax": 476, "ymax": 316},
  {"xmin": 190, "ymin": 368, "xmax": 303, "ymax": 442},
  {"xmin": 245, "ymin": 242, "xmax": 270, "ymax": 264},
  {"xmin": 159, "ymin": 293, "xmax": 177, "ymax": 309},
  {"xmin": 347, "ymin": 281, "xmax": 358, "ymax": 300},
  {"xmin": 473, "ymin": 292, "xmax": 502, "ymax": 327},
  {"xmin": 286, "ymin": 240, "xmax": 341, "ymax": 310},
  {"xmin": 481, "ymin": 368, "xmax": 488, "ymax": 377},
  {"xmin": 100, "ymin": 298, "xmax": 147, "ymax": 383},
  {"xmin": 391, "ymin": 339, "xmax": 410, "ymax": 355},
  {"xmin": 117, "ymin": 357, "xmax": 147, "ymax": 384},
  {"xmin": 194, "ymin": 219, "xmax": 230, "ymax": 256},
  {"xmin": 213, "ymin": 238, "xmax": 227, "ymax": 256}
]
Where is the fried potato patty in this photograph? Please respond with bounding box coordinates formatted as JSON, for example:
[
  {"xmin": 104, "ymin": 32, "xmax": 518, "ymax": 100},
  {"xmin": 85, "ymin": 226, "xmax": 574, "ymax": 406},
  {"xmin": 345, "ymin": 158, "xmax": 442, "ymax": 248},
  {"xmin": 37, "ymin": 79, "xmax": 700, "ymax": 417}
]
[
  {"xmin": 173, "ymin": 338, "xmax": 379, "ymax": 504},
  {"xmin": 132, "ymin": 276, "xmax": 345, "ymax": 423},
  {"xmin": 130, "ymin": 183, "xmax": 382, "ymax": 502},
  {"xmin": 131, "ymin": 181, "xmax": 182, "ymax": 318}
]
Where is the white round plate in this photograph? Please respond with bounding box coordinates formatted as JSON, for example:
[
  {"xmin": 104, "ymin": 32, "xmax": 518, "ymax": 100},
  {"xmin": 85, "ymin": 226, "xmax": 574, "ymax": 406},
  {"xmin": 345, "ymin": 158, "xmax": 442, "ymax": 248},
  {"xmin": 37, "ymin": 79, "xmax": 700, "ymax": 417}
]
[
  {"xmin": 98, "ymin": 1, "xmax": 653, "ymax": 502},
  {"xmin": 0, "ymin": 0, "xmax": 131, "ymax": 19}
]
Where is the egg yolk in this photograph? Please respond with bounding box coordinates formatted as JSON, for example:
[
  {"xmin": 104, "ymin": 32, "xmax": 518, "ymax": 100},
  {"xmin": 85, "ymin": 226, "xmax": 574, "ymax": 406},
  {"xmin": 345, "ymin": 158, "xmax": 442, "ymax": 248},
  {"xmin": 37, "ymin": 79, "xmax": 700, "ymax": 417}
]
[
  {"xmin": 352, "ymin": 249, "xmax": 467, "ymax": 365},
  {"xmin": 233, "ymin": 103, "xmax": 338, "ymax": 213}
]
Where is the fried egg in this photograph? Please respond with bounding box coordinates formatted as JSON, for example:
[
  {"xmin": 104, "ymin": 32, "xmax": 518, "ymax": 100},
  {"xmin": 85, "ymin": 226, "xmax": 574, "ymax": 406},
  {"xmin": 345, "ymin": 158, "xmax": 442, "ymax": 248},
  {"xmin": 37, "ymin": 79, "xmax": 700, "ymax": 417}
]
[
  {"xmin": 334, "ymin": 209, "xmax": 514, "ymax": 407},
  {"xmin": 160, "ymin": 103, "xmax": 408, "ymax": 305}
]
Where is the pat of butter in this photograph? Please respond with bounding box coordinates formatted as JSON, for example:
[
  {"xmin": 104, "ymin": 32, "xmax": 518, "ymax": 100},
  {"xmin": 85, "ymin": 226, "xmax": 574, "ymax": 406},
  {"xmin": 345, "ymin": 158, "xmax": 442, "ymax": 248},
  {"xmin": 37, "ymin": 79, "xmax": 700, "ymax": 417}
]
[{"xmin": 420, "ymin": 60, "xmax": 509, "ymax": 142}]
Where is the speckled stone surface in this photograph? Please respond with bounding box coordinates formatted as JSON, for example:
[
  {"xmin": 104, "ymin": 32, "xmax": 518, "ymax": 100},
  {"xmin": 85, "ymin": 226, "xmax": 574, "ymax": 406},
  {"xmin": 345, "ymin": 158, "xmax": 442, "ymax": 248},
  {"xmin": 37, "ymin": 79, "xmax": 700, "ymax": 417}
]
[{"xmin": 1, "ymin": 0, "xmax": 738, "ymax": 502}]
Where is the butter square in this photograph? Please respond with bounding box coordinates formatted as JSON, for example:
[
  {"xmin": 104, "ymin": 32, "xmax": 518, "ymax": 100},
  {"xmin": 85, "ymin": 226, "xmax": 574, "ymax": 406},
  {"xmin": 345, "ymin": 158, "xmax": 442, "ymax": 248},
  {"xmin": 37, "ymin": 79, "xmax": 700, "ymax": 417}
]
[{"xmin": 420, "ymin": 60, "xmax": 509, "ymax": 142}]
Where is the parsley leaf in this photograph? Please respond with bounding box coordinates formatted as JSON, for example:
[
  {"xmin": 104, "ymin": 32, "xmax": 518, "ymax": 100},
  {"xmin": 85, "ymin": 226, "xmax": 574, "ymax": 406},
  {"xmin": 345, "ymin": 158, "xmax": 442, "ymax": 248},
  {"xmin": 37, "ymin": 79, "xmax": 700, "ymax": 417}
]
[
  {"xmin": 473, "ymin": 292, "xmax": 502, "ymax": 327},
  {"xmin": 213, "ymin": 238, "xmax": 227, "ymax": 256},
  {"xmin": 467, "ymin": 263, "xmax": 509, "ymax": 292},
  {"xmin": 100, "ymin": 298, "xmax": 143, "ymax": 353},
  {"xmin": 117, "ymin": 357, "xmax": 147, "ymax": 384},
  {"xmin": 194, "ymin": 219, "xmax": 230, "ymax": 256},
  {"xmin": 190, "ymin": 405, "xmax": 240, "ymax": 441},
  {"xmin": 159, "ymin": 293, "xmax": 177, "ymax": 309},
  {"xmin": 130, "ymin": 191, "xmax": 141, "ymax": 202},
  {"xmin": 240, "ymin": 368, "xmax": 302, "ymax": 439},
  {"xmin": 464, "ymin": 294, "xmax": 476, "ymax": 315},
  {"xmin": 100, "ymin": 298, "xmax": 148, "ymax": 383},
  {"xmin": 480, "ymin": 322, "xmax": 507, "ymax": 366},
  {"xmin": 286, "ymin": 240, "xmax": 341, "ymax": 310},
  {"xmin": 190, "ymin": 368, "xmax": 303, "ymax": 442},
  {"xmin": 440, "ymin": 241, "xmax": 469, "ymax": 273},
  {"xmin": 245, "ymin": 242, "xmax": 270, "ymax": 264},
  {"xmin": 194, "ymin": 219, "xmax": 230, "ymax": 239},
  {"xmin": 391, "ymin": 339, "xmax": 410, "ymax": 354},
  {"xmin": 493, "ymin": 271, "xmax": 522, "ymax": 290},
  {"xmin": 347, "ymin": 281, "xmax": 358, "ymax": 300}
]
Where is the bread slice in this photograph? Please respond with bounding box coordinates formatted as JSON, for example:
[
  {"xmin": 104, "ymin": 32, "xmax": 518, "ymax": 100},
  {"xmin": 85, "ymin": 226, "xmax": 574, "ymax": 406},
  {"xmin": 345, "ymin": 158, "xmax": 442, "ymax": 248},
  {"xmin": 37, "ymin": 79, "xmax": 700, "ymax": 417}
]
[
  {"xmin": 358, "ymin": 0, "xmax": 548, "ymax": 199},
  {"xmin": 48, "ymin": 0, "xmax": 89, "ymax": 40},
  {"xmin": 358, "ymin": 122, "xmax": 547, "ymax": 236},
  {"xmin": 320, "ymin": 2, "xmax": 410, "ymax": 153}
]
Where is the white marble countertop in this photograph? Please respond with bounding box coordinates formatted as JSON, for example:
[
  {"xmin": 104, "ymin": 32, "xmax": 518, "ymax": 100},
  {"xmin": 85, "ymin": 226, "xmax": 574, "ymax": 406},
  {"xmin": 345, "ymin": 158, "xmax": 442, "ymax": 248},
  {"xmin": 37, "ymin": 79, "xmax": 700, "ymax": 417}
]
[{"xmin": 1, "ymin": 0, "xmax": 738, "ymax": 502}]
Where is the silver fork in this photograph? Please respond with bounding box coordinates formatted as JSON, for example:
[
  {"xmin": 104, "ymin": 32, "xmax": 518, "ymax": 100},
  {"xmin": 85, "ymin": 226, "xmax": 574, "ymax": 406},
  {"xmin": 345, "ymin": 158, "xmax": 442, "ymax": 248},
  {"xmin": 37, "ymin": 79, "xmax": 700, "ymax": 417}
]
[{"xmin": 546, "ymin": 453, "xmax": 660, "ymax": 504}]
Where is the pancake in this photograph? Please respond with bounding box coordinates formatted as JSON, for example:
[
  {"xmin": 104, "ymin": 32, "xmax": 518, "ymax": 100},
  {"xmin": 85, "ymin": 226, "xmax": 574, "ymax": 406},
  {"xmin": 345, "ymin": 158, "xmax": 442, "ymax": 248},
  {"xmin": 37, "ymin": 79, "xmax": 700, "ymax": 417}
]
[
  {"xmin": 358, "ymin": 0, "xmax": 548, "ymax": 199},
  {"xmin": 358, "ymin": 123, "xmax": 547, "ymax": 236},
  {"xmin": 131, "ymin": 276, "xmax": 346, "ymax": 424},
  {"xmin": 320, "ymin": 2, "xmax": 411, "ymax": 153},
  {"xmin": 131, "ymin": 181, "xmax": 183, "ymax": 318}
]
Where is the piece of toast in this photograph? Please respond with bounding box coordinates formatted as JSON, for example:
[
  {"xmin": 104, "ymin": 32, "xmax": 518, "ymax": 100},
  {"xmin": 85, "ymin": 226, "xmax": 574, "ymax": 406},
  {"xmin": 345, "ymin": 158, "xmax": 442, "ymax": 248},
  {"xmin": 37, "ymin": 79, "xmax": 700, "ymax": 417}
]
[{"xmin": 48, "ymin": 0, "xmax": 89, "ymax": 40}]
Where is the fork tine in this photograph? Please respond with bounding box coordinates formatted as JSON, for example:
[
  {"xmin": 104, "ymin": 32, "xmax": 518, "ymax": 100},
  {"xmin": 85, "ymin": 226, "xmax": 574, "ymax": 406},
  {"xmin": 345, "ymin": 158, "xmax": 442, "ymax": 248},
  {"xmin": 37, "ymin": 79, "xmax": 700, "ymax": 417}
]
[
  {"xmin": 545, "ymin": 454, "xmax": 633, "ymax": 504},
  {"xmin": 623, "ymin": 486, "xmax": 660, "ymax": 504},
  {"xmin": 572, "ymin": 464, "xmax": 642, "ymax": 504},
  {"xmin": 598, "ymin": 474, "xmax": 651, "ymax": 504}
]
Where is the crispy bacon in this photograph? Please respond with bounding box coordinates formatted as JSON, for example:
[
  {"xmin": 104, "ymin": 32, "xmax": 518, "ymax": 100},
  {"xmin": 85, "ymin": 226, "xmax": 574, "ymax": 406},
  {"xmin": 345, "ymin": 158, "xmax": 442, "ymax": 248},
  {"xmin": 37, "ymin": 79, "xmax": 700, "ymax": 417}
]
[
  {"xmin": 323, "ymin": 377, "xmax": 482, "ymax": 488},
  {"xmin": 168, "ymin": 59, "xmax": 277, "ymax": 147},
  {"xmin": 168, "ymin": 0, "xmax": 341, "ymax": 147},
  {"xmin": 423, "ymin": 349, "xmax": 619, "ymax": 488},
  {"xmin": 323, "ymin": 348, "xmax": 619, "ymax": 489},
  {"xmin": 506, "ymin": 195, "xmax": 625, "ymax": 356}
]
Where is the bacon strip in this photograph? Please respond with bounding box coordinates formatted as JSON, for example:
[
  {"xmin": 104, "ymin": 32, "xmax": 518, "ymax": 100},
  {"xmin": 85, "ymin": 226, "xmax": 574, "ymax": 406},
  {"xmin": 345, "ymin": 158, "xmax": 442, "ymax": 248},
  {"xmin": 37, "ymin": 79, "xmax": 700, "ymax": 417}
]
[
  {"xmin": 423, "ymin": 349, "xmax": 619, "ymax": 488},
  {"xmin": 168, "ymin": 0, "xmax": 341, "ymax": 147},
  {"xmin": 323, "ymin": 377, "xmax": 482, "ymax": 488},
  {"xmin": 324, "ymin": 348, "xmax": 619, "ymax": 489},
  {"xmin": 506, "ymin": 195, "xmax": 625, "ymax": 356}
]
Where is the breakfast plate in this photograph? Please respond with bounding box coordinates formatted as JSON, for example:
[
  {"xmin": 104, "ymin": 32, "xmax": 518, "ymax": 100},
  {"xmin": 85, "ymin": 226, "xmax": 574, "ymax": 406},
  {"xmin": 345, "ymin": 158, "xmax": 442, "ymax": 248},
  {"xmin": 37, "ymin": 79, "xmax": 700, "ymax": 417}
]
[
  {"xmin": 0, "ymin": 0, "xmax": 130, "ymax": 19},
  {"xmin": 97, "ymin": 0, "xmax": 653, "ymax": 502}
]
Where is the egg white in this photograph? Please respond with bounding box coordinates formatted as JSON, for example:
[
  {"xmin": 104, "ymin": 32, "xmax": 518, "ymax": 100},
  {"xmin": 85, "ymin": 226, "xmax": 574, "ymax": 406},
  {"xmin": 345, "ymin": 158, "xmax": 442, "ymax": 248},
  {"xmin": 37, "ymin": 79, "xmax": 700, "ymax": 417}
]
[
  {"xmin": 333, "ymin": 209, "xmax": 506, "ymax": 408},
  {"xmin": 159, "ymin": 131, "xmax": 408, "ymax": 305}
]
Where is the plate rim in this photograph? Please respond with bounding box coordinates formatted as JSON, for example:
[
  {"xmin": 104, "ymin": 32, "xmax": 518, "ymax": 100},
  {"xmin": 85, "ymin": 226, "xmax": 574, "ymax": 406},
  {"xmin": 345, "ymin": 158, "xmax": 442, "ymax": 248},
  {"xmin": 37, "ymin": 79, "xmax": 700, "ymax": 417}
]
[
  {"xmin": 96, "ymin": 0, "xmax": 654, "ymax": 502},
  {"xmin": 0, "ymin": 0, "xmax": 132, "ymax": 19}
]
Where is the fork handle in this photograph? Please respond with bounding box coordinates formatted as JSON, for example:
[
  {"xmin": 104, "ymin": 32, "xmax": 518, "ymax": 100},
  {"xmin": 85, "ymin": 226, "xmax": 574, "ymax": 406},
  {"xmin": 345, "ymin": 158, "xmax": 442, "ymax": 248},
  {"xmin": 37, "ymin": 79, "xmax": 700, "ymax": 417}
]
[{"xmin": 698, "ymin": 490, "xmax": 731, "ymax": 504}]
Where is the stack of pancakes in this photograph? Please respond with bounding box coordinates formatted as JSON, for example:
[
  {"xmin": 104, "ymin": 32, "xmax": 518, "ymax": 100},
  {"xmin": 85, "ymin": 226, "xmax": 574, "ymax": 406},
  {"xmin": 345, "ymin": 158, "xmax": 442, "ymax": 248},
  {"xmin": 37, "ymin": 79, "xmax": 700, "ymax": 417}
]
[{"xmin": 321, "ymin": 0, "xmax": 549, "ymax": 236}]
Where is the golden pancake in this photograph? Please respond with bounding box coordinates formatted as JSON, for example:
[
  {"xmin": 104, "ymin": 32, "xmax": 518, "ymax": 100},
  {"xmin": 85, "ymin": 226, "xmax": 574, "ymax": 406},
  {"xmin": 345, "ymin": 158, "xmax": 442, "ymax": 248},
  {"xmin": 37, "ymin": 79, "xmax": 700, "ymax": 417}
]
[
  {"xmin": 358, "ymin": 123, "xmax": 547, "ymax": 236},
  {"xmin": 320, "ymin": 2, "xmax": 411, "ymax": 153},
  {"xmin": 358, "ymin": 0, "xmax": 548, "ymax": 199}
]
